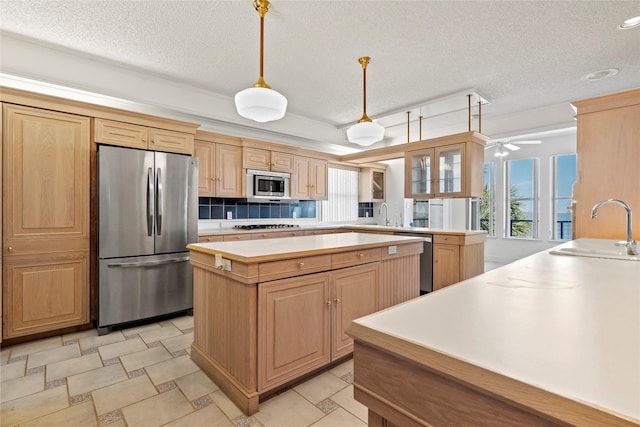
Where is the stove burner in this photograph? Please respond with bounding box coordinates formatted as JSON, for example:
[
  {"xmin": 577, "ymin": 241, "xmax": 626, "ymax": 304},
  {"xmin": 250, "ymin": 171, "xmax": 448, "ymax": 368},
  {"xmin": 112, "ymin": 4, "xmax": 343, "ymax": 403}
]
[{"xmin": 233, "ymin": 224, "xmax": 300, "ymax": 230}]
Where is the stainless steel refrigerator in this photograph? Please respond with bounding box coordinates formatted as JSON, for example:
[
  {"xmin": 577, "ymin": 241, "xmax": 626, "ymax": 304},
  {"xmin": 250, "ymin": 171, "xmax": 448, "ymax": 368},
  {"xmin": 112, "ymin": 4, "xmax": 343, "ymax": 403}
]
[{"xmin": 97, "ymin": 145, "xmax": 198, "ymax": 335}]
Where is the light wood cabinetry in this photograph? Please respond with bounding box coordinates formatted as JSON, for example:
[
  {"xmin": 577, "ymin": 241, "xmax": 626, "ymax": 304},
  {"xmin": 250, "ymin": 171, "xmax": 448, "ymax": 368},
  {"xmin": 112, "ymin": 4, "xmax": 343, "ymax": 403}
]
[
  {"xmin": 432, "ymin": 233, "xmax": 485, "ymax": 291},
  {"xmin": 243, "ymin": 147, "xmax": 294, "ymax": 173},
  {"xmin": 194, "ymin": 140, "xmax": 243, "ymax": 198},
  {"xmin": 572, "ymin": 89, "xmax": 640, "ymax": 240},
  {"xmin": 433, "ymin": 241, "xmax": 460, "ymax": 291},
  {"xmin": 94, "ymin": 118, "xmax": 194, "ymax": 155},
  {"xmin": 405, "ymin": 135, "xmax": 484, "ymax": 199},
  {"xmin": 3, "ymin": 104, "xmax": 90, "ymax": 339},
  {"xmin": 359, "ymin": 167, "xmax": 386, "ymax": 202},
  {"xmin": 291, "ymin": 156, "xmax": 328, "ymax": 200}
]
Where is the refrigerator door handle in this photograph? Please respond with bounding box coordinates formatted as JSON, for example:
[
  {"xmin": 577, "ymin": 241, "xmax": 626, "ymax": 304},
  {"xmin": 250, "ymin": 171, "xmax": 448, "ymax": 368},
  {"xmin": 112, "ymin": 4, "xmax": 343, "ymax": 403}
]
[
  {"xmin": 106, "ymin": 256, "xmax": 190, "ymax": 268},
  {"xmin": 156, "ymin": 168, "xmax": 163, "ymax": 236},
  {"xmin": 147, "ymin": 167, "xmax": 154, "ymax": 237}
]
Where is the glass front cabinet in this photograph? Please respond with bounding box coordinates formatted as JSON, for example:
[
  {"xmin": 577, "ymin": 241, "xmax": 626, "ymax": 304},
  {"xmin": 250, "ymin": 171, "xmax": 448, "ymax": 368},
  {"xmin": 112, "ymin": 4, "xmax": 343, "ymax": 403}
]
[{"xmin": 405, "ymin": 138, "xmax": 483, "ymax": 199}]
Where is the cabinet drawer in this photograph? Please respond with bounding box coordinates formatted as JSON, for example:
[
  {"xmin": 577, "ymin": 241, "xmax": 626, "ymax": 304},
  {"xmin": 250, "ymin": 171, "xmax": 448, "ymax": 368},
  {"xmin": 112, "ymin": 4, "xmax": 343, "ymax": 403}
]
[
  {"xmin": 251, "ymin": 230, "xmax": 304, "ymax": 239},
  {"xmin": 223, "ymin": 234, "xmax": 251, "ymax": 242},
  {"xmin": 270, "ymin": 151, "xmax": 294, "ymax": 173},
  {"xmin": 434, "ymin": 235, "xmax": 462, "ymax": 245},
  {"xmin": 331, "ymin": 248, "xmax": 381, "ymax": 269},
  {"xmin": 259, "ymin": 255, "xmax": 332, "ymax": 282},
  {"xmin": 198, "ymin": 235, "xmax": 224, "ymax": 243},
  {"xmin": 94, "ymin": 119, "xmax": 147, "ymax": 149},
  {"xmin": 149, "ymin": 128, "xmax": 194, "ymax": 155}
]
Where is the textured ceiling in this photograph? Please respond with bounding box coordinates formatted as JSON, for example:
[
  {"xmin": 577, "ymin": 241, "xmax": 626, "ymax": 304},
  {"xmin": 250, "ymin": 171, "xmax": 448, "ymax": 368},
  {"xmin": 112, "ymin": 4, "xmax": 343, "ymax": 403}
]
[{"xmin": 1, "ymin": 0, "xmax": 639, "ymax": 147}]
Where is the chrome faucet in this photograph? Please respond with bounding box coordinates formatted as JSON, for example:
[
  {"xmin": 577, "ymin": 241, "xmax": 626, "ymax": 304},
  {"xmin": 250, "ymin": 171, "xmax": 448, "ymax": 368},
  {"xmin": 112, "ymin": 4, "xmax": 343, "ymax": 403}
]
[
  {"xmin": 591, "ymin": 199, "xmax": 638, "ymax": 255},
  {"xmin": 379, "ymin": 203, "xmax": 391, "ymax": 226}
]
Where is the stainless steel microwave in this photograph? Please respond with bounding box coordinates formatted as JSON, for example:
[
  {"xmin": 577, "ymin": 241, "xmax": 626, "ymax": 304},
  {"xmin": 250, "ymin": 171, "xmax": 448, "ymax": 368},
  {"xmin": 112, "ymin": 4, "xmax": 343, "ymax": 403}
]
[{"xmin": 246, "ymin": 169, "xmax": 291, "ymax": 201}]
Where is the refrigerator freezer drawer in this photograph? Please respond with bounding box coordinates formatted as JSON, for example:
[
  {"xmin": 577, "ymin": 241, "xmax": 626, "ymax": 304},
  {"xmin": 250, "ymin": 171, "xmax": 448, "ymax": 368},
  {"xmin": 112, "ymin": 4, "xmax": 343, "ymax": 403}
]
[{"xmin": 98, "ymin": 253, "xmax": 193, "ymax": 333}]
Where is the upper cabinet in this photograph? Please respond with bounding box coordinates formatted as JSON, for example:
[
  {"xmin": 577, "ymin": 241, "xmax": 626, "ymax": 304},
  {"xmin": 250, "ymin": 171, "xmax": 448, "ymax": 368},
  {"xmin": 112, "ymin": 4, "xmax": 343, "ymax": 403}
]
[
  {"xmin": 405, "ymin": 134, "xmax": 485, "ymax": 199},
  {"xmin": 94, "ymin": 118, "xmax": 194, "ymax": 155},
  {"xmin": 194, "ymin": 137, "xmax": 243, "ymax": 198},
  {"xmin": 291, "ymin": 156, "xmax": 328, "ymax": 200},
  {"xmin": 243, "ymin": 147, "xmax": 294, "ymax": 173},
  {"xmin": 359, "ymin": 167, "xmax": 386, "ymax": 202}
]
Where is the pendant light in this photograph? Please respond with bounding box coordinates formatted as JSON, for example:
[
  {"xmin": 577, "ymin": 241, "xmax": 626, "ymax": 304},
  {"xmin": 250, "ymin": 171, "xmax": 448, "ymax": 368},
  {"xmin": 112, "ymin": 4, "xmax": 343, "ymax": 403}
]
[
  {"xmin": 346, "ymin": 56, "xmax": 384, "ymax": 146},
  {"xmin": 234, "ymin": 0, "xmax": 287, "ymax": 123}
]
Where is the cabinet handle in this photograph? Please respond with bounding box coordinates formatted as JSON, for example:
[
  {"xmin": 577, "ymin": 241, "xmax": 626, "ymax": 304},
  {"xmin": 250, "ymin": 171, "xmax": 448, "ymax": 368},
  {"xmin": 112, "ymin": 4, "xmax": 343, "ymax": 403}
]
[
  {"xmin": 142, "ymin": 138, "xmax": 146, "ymax": 143},
  {"xmin": 325, "ymin": 300, "xmax": 332, "ymax": 305},
  {"xmin": 334, "ymin": 298, "xmax": 341, "ymax": 304},
  {"xmin": 7, "ymin": 246, "xmax": 13, "ymax": 253},
  {"xmin": 298, "ymin": 261, "xmax": 305, "ymax": 268},
  {"xmin": 261, "ymin": 234, "xmax": 267, "ymax": 237},
  {"xmin": 358, "ymin": 253, "xmax": 364, "ymax": 258}
]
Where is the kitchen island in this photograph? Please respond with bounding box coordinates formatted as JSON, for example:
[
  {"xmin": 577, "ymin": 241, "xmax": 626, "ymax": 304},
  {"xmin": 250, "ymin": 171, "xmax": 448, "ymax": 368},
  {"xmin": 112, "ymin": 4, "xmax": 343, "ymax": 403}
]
[
  {"xmin": 346, "ymin": 239, "xmax": 640, "ymax": 426},
  {"xmin": 187, "ymin": 232, "xmax": 424, "ymax": 415}
]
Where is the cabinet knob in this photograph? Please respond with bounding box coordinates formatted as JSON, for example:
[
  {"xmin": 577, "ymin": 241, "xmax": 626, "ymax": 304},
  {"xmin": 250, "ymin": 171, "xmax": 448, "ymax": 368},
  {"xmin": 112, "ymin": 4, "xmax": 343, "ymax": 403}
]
[
  {"xmin": 334, "ymin": 298, "xmax": 341, "ymax": 304},
  {"xmin": 261, "ymin": 234, "xmax": 267, "ymax": 237},
  {"xmin": 325, "ymin": 300, "xmax": 332, "ymax": 306},
  {"xmin": 298, "ymin": 261, "xmax": 305, "ymax": 268},
  {"xmin": 7, "ymin": 246, "xmax": 13, "ymax": 253},
  {"xmin": 358, "ymin": 253, "xmax": 364, "ymax": 258},
  {"xmin": 142, "ymin": 138, "xmax": 146, "ymax": 143}
]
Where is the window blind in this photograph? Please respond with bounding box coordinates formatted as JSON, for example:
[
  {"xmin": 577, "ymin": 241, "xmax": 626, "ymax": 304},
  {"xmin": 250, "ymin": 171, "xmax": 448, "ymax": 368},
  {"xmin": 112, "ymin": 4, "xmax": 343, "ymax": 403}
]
[{"xmin": 319, "ymin": 166, "xmax": 358, "ymax": 222}]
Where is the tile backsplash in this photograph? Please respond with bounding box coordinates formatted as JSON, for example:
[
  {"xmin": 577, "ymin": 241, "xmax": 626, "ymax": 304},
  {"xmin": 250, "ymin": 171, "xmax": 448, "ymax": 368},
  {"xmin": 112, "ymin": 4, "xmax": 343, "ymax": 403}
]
[{"xmin": 199, "ymin": 198, "xmax": 317, "ymax": 220}]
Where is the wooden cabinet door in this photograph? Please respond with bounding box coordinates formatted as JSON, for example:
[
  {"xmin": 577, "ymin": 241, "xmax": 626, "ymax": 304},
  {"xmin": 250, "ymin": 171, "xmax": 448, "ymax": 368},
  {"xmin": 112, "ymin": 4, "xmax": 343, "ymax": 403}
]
[
  {"xmin": 194, "ymin": 140, "xmax": 215, "ymax": 196},
  {"xmin": 258, "ymin": 272, "xmax": 331, "ymax": 392},
  {"xmin": 243, "ymin": 147, "xmax": 270, "ymax": 170},
  {"xmin": 149, "ymin": 128, "xmax": 194, "ymax": 155},
  {"xmin": 433, "ymin": 244, "xmax": 460, "ymax": 291},
  {"xmin": 94, "ymin": 118, "xmax": 147, "ymax": 149},
  {"xmin": 291, "ymin": 156, "xmax": 311, "ymax": 199},
  {"xmin": 405, "ymin": 148, "xmax": 435, "ymax": 198},
  {"xmin": 435, "ymin": 143, "xmax": 465, "ymax": 197},
  {"xmin": 310, "ymin": 158, "xmax": 328, "ymax": 200},
  {"xmin": 331, "ymin": 263, "xmax": 379, "ymax": 359},
  {"xmin": 215, "ymin": 143, "xmax": 243, "ymax": 198},
  {"xmin": 270, "ymin": 151, "xmax": 294, "ymax": 173},
  {"xmin": 4, "ymin": 252, "xmax": 89, "ymax": 339}
]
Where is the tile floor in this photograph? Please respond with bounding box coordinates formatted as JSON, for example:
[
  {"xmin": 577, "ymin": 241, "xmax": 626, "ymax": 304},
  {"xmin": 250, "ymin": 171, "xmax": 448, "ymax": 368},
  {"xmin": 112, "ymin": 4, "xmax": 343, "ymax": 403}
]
[{"xmin": 0, "ymin": 315, "xmax": 366, "ymax": 427}]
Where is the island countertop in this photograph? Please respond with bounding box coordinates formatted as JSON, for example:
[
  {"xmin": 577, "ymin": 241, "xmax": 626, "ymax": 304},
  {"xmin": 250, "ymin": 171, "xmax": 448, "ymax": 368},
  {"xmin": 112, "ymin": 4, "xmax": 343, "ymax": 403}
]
[
  {"xmin": 187, "ymin": 231, "xmax": 425, "ymax": 263},
  {"xmin": 347, "ymin": 238, "xmax": 640, "ymax": 425}
]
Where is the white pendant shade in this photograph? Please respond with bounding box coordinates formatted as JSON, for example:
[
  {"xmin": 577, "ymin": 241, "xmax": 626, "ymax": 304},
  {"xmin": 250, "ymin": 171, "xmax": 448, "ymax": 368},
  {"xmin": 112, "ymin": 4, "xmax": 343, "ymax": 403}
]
[
  {"xmin": 235, "ymin": 87, "xmax": 287, "ymax": 123},
  {"xmin": 346, "ymin": 121, "xmax": 385, "ymax": 146}
]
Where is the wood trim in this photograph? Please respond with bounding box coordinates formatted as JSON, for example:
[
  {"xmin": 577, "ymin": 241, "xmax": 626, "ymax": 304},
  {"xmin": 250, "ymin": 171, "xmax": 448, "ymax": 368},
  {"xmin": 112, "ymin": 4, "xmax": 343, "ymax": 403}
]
[
  {"xmin": 378, "ymin": 255, "xmax": 420, "ymax": 309},
  {"xmin": 195, "ymin": 130, "xmax": 242, "ymax": 145},
  {"xmin": 572, "ymin": 88, "xmax": 640, "ymax": 115}
]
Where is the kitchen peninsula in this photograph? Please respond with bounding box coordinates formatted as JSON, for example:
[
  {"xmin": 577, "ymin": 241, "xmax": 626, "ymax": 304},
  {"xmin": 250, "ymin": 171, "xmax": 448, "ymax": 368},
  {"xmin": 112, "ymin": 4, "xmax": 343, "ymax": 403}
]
[
  {"xmin": 187, "ymin": 232, "xmax": 424, "ymax": 415},
  {"xmin": 347, "ymin": 239, "xmax": 640, "ymax": 426}
]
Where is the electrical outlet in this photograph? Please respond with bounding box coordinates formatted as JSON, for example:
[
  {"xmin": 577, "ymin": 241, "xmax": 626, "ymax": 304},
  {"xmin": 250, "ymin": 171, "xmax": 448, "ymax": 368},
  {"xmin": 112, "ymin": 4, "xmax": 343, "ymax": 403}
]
[
  {"xmin": 223, "ymin": 259, "xmax": 232, "ymax": 271},
  {"xmin": 388, "ymin": 245, "xmax": 397, "ymax": 254},
  {"xmin": 215, "ymin": 254, "xmax": 224, "ymax": 270}
]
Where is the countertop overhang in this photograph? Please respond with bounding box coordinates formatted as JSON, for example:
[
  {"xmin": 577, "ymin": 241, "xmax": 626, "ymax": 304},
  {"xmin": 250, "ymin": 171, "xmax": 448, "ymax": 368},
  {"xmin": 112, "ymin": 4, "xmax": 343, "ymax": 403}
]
[{"xmin": 348, "ymin": 238, "xmax": 640, "ymax": 425}]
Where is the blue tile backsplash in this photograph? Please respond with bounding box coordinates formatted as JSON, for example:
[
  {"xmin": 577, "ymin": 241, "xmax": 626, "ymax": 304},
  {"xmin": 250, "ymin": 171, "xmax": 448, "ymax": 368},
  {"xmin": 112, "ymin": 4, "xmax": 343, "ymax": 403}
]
[{"xmin": 199, "ymin": 198, "xmax": 317, "ymax": 220}]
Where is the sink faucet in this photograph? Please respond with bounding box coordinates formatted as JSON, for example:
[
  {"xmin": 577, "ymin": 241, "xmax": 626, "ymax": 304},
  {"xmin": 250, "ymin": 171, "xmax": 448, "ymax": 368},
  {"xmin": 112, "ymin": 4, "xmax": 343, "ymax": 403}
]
[
  {"xmin": 379, "ymin": 203, "xmax": 391, "ymax": 226},
  {"xmin": 591, "ymin": 199, "xmax": 638, "ymax": 255}
]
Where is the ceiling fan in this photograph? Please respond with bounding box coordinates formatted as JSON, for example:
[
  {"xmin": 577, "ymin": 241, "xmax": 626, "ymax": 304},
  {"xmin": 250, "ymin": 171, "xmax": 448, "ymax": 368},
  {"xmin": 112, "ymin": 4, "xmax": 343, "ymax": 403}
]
[{"xmin": 485, "ymin": 139, "xmax": 542, "ymax": 157}]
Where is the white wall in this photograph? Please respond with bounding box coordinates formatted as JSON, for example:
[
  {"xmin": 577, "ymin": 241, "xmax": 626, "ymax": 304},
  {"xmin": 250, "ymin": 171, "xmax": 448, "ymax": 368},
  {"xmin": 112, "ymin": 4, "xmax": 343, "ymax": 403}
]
[
  {"xmin": 484, "ymin": 129, "xmax": 577, "ymax": 264},
  {"xmin": 373, "ymin": 158, "xmax": 407, "ymax": 226}
]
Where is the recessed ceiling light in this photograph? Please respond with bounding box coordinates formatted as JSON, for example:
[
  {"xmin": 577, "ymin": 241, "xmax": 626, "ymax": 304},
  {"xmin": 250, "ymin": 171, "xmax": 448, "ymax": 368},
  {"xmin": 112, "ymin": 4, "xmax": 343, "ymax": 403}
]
[
  {"xmin": 580, "ymin": 68, "xmax": 619, "ymax": 82},
  {"xmin": 618, "ymin": 15, "xmax": 640, "ymax": 29}
]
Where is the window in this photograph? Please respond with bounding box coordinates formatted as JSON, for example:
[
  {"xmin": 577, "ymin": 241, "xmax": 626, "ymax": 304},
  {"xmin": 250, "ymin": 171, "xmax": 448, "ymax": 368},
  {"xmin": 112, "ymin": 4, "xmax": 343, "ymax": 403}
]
[
  {"xmin": 551, "ymin": 154, "xmax": 577, "ymax": 240},
  {"xmin": 481, "ymin": 162, "xmax": 496, "ymax": 236},
  {"xmin": 318, "ymin": 166, "xmax": 358, "ymax": 222},
  {"xmin": 505, "ymin": 158, "xmax": 539, "ymax": 239}
]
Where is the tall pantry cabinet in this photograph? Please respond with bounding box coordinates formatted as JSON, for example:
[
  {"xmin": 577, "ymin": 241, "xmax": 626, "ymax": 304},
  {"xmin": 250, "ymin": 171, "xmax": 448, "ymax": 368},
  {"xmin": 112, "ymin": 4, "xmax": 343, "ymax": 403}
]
[{"xmin": 2, "ymin": 104, "xmax": 90, "ymax": 339}]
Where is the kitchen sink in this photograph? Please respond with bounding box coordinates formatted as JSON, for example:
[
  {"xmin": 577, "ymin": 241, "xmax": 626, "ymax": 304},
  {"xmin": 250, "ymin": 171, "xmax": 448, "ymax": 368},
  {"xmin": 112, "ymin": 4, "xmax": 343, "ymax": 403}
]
[{"xmin": 549, "ymin": 238, "xmax": 640, "ymax": 261}]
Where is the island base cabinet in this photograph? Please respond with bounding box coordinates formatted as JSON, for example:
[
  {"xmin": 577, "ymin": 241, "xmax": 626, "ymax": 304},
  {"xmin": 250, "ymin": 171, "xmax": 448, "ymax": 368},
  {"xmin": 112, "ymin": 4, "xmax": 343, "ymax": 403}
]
[
  {"xmin": 433, "ymin": 244, "xmax": 460, "ymax": 291},
  {"xmin": 258, "ymin": 273, "xmax": 331, "ymax": 392}
]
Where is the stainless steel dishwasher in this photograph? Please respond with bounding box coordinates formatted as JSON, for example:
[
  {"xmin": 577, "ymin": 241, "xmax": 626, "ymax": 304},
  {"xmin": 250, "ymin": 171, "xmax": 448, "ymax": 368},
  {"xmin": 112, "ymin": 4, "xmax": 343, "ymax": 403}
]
[{"xmin": 394, "ymin": 232, "xmax": 433, "ymax": 294}]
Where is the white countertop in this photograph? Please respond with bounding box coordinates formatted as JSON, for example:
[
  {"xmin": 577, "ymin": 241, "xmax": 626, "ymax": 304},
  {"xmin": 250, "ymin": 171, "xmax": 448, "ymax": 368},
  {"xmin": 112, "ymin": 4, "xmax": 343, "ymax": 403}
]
[
  {"xmin": 188, "ymin": 232, "xmax": 424, "ymax": 262},
  {"xmin": 353, "ymin": 238, "xmax": 640, "ymax": 422}
]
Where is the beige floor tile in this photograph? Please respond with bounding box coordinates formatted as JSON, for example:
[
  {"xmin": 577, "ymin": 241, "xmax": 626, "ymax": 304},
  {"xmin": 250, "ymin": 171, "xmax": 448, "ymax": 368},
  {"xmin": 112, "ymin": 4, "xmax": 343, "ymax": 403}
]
[
  {"xmin": 121, "ymin": 388, "xmax": 193, "ymax": 427},
  {"xmin": 78, "ymin": 331, "xmax": 125, "ymax": 351},
  {"xmin": 169, "ymin": 315, "xmax": 194, "ymax": 331},
  {"xmin": 5, "ymin": 336, "xmax": 62, "ymax": 359},
  {"xmin": 1, "ymin": 358, "xmax": 26, "ymax": 382},
  {"xmin": 293, "ymin": 372, "xmax": 349, "ymax": 404},
  {"xmin": 121, "ymin": 322, "xmax": 161, "ymax": 337},
  {"xmin": 67, "ymin": 363, "xmax": 128, "ymax": 396},
  {"xmin": 329, "ymin": 385, "xmax": 367, "ymax": 423},
  {"xmin": 0, "ymin": 384, "xmax": 69, "ymax": 426},
  {"xmin": 0, "ymin": 371, "xmax": 45, "ymax": 402},
  {"xmin": 161, "ymin": 332, "xmax": 194, "ymax": 353},
  {"xmin": 138, "ymin": 324, "xmax": 182, "ymax": 344},
  {"xmin": 310, "ymin": 407, "xmax": 367, "ymax": 427},
  {"xmin": 328, "ymin": 359, "xmax": 353, "ymax": 378},
  {"xmin": 21, "ymin": 401, "xmax": 98, "ymax": 427},
  {"xmin": 27, "ymin": 343, "xmax": 81, "ymax": 369},
  {"xmin": 45, "ymin": 352, "xmax": 103, "ymax": 382},
  {"xmin": 98, "ymin": 337, "xmax": 148, "ymax": 361},
  {"xmin": 145, "ymin": 355, "xmax": 199, "ymax": 385},
  {"xmin": 254, "ymin": 390, "xmax": 324, "ymax": 427},
  {"xmin": 1, "ymin": 349, "xmax": 10, "ymax": 365},
  {"xmin": 92, "ymin": 375, "xmax": 157, "ymax": 415},
  {"xmin": 210, "ymin": 390, "xmax": 243, "ymax": 420},
  {"xmin": 120, "ymin": 346, "xmax": 172, "ymax": 373},
  {"xmin": 104, "ymin": 421, "xmax": 126, "ymax": 427},
  {"xmin": 62, "ymin": 328, "xmax": 98, "ymax": 343},
  {"xmin": 174, "ymin": 370, "xmax": 219, "ymax": 401},
  {"xmin": 162, "ymin": 403, "xmax": 234, "ymax": 427}
]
